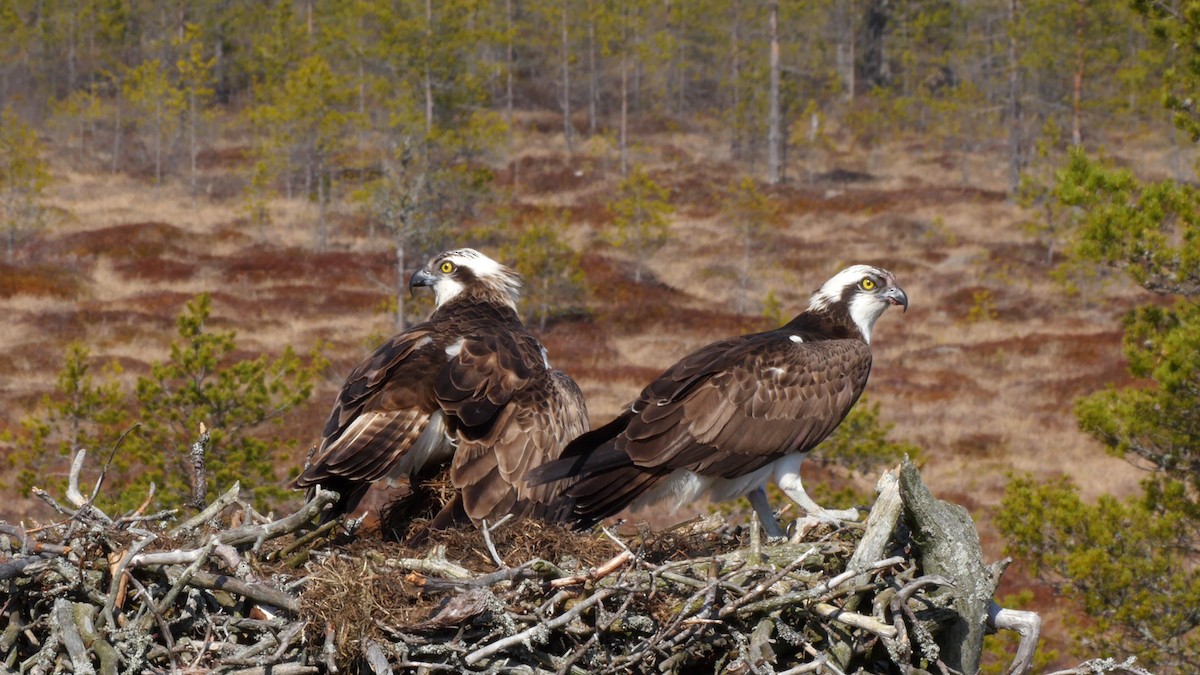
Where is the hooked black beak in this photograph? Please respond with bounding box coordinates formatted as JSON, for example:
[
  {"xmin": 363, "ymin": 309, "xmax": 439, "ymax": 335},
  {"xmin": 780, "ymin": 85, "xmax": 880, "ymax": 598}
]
[
  {"xmin": 410, "ymin": 269, "xmax": 435, "ymax": 296},
  {"xmin": 884, "ymin": 285, "xmax": 909, "ymax": 313}
]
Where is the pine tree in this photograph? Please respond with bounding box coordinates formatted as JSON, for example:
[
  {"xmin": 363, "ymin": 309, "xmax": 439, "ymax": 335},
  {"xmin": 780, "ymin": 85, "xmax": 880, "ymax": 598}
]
[
  {"xmin": 722, "ymin": 175, "xmax": 777, "ymax": 314},
  {"xmin": 607, "ymin": 164, "xmax": 673, "ymax": 283},
  {"xmin": 174, "ymin": 23, "xmax": 217, "ymax": 199},
  {"xmin": 14, "ymin": 295, "xmax": 327, "ymax": 513},
  {"xmin": 997, "ymin": 4, "xmax": 1200, "ymax": 665},
  {"xmin": 500, "ymin": 212, "xmax": 587, "ymax": 331},
  {"xmin": 0, "ymin": 106, "xmax": 51, "ymax": 261},
  {"xmin": 122, "ymin": 59, "xmax": 183, "ymax": 185}
]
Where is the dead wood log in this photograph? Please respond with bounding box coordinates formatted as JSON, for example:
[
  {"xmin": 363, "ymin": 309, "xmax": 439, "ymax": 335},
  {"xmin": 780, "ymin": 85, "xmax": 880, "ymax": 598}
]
[{"xmin": 900, "ymin": 457, "xmax": 996, "ymax": 673}]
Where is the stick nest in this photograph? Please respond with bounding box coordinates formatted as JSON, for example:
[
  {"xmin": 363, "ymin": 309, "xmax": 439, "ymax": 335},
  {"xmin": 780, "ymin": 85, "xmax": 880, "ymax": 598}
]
[{"xmin": 2, "ymin": 457, "xmax": 1051, "ymax": 674}]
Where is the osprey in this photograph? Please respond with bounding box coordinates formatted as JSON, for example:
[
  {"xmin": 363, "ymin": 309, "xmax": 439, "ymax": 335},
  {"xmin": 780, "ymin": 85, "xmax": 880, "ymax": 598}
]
[
  {"xmin": 292, "ymin": 248, "xmax": 588, "ymax": 528},
  {"xmin": 531, "ymin": 265, "xmax": 907, "ymax": 536}
]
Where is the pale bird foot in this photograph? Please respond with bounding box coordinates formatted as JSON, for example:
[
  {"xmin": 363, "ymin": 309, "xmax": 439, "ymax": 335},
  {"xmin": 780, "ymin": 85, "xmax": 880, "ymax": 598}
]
[{"xmin": 788, "ymin": 507, "xmax": 862, "ymax": 542}]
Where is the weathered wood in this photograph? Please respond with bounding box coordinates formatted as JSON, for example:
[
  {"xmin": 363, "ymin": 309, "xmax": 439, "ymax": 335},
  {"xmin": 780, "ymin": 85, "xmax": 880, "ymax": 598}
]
[
  {"xmin": 0, "ymin": 463, "xmax": 1054, "ymax": 674},
  {"xmin": 900, "ymin": 458, "xmax": 997, "ymax": 673}
]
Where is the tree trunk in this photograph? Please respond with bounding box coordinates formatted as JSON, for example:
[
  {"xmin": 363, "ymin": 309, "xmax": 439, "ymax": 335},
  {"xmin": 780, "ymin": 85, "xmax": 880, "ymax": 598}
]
[
  {"xmin": 539, "ymin": 277, "xmax": 549, "ymax": 332},
  {"xmin": 1071, "ymin": 0, "xmax": 1084, "ymax": 146},
  {"xmin": 424, "ymin": 0, "xmax": 435, "ymax": 135},
  {"xmin": 730, "ymin": 0, "xmax": 741, "ymax": 161},
  {"xmin": 766, "ymin": 0, "xmax": 783, "ymax": 185},
  {"xmin": 860, "ymin": 0, "xmax": 889, "ymax": 91},
  {"xmin": 189, "ymin": 86, "xmax": 199, "ymax": 200},
  {"xmin": 506, "ymin": 0, "xmax": 515, "ymax": 141},
  {"xmin": 395, "ymin": 236, "xmax": 408, "ymax": 332},
  {"xmin": 739, "ymin": 229, "xmax": 750, "ymax": 314},
  {"xmin": 316, "ymin": 161, "xmax": 327, "ymax": 250},
  {"xmin": 154, "ymin": 100, "xmax": 163, "ymax": 185},
  {"xmin": 620, "ymin": 52, "xmax": 629, "ymax": 178},
  {"xmin": 561, "ymin": 0, "xmax": 573, "ymax": 153},
  {"xmin": 847, "ymin": 0, "xmax": 857, "ymax": 100},
  {"xmin": 1006, "ymin": 0, "xmax": 1023, "ymax": 195},
  {"xmin": 588, "ymin": 4, "xmax": 597, "ymax": 136}
]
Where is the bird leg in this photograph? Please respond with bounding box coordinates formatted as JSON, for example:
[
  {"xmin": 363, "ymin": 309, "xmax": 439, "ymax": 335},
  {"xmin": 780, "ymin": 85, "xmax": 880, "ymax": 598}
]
[
  {"xmin": 775, "ymin": 455, "xmax": 861, "ymax": 524},
  {"xmin": 747, "ymin": 486, "xmax": 788, "ymax": 540}
]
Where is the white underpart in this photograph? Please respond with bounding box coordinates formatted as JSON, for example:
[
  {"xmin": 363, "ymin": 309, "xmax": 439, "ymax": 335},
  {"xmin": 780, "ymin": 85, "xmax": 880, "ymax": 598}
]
[
  {"xmin": 540, "ymin": 345, "xmax": 551, "ymax": 369},
  {"xmin": 789, "ymin": 335, "xmax": 803, "ymax": 343},
  {"xmin": 432, "ymin": 277, "xmax": 467, "ymax": 307},
  {"xmin": 630, "ymin": 453, "xmax": 858, "ymax": 522},
  {"xmin": 766, "ymin": 366, "xmax": 786, "ymax": 377},
  {"xmin": 388, "ymin": 410, "xmax": 454, "ymax": 479},
  {"xmin": 445, "ymin": 338, "xmax": 465, "ymax": 359},
  {"xmin": 413, "ymin": 335, "xmax": 433, "ymax": 349},
  {"xmin": 846, "ymin": 291, "xmax": 887, "ymax": 344}
]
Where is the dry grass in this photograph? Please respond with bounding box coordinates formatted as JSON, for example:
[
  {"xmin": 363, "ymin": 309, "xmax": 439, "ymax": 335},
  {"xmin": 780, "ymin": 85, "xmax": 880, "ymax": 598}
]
[{"xmin": 2, "ymin": 127, "xmax": 1187, "ymax": 666}]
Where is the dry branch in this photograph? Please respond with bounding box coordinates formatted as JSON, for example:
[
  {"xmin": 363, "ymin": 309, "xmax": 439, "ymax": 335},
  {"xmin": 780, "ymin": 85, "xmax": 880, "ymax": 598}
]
[{"xmin": 0, "ymin": 462, "xmax": 1060, "ymax": 674}]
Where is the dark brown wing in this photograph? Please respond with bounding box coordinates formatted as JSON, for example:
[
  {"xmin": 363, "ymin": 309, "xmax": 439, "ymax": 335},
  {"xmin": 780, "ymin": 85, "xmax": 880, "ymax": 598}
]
[
  {"xmin": 292, "ymin": 324, "xmax": 445, "ymax": 500},
  {"xmin": 435, "ymin": 331, "xmax": 589, "ymax": 524},
  {"xmin": 623, "ymin": 335, "xmax": 871, "ymax": 474},
  {"xmin": 565, "ymin": 331, "xmax": 872, "ymax": 526}
]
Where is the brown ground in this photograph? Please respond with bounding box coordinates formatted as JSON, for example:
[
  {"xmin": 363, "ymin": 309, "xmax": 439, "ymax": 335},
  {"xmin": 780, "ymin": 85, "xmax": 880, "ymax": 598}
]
[{"xmin": 0, "ymin": 122, "xmax": 1179, "ymax": 667}]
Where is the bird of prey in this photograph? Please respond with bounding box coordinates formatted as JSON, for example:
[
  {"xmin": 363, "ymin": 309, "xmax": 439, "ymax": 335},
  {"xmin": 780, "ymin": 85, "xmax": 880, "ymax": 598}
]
[
  {"xmin": 530, "ymin": 264, "xmax": 907, "ymax": 537},
  {"xmin": 292, "ymin": 248, "xmax": 588, "ymax": 529}
]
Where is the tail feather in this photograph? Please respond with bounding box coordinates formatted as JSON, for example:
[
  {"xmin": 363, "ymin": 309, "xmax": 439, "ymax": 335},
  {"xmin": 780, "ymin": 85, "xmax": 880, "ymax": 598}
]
[{"xmin": 526, "ymin": 409, "xmax": 633, "ymax": 486}]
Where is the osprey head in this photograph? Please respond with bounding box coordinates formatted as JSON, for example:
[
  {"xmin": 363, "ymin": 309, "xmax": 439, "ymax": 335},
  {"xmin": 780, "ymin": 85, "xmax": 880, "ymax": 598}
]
[
  {"xmin": 410, "ymin": 248, "xmax": 522, "ymax": 310},
  {"xmin": 807, "ymin": 265, "xmax": 907, "ymax": 343}
]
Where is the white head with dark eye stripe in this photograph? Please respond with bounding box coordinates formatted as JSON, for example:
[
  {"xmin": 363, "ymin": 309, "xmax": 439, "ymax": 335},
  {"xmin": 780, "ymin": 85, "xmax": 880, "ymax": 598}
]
[
  {"xmin": 410, "ymin": 248, "xmax": 522, "ymax": 310},
  {"xmin": 807, "ymin": 264, "xmax": 908, "ymax": 343}
]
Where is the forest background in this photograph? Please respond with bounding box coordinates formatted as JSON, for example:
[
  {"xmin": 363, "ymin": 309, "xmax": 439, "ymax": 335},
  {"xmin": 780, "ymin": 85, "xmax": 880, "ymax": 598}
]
[{"xmin": 2, "ymin": 0, "xmax": 1199, "ymax": 670}]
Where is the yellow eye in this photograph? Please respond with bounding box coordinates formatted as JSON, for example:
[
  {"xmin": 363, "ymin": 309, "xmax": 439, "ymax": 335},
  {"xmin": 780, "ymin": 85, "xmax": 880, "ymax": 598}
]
[
  {"xmin": 860, "ymin": 277, "xmax": 876, "ymax": 291},
  {"xmin": 440, "ymin": 261, "xmax": 456, "ymax": 274}
]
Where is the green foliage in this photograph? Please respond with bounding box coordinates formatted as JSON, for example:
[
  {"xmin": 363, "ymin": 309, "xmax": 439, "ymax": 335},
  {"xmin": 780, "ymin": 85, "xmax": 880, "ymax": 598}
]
[
  {"xmin": 723, "ymin": 175, "xmax": 778, "ymax": 314},
  {"xmin": 247, "ymin": 52, "xmax": 363, "ymax": 247},
  {"xmin": 499, "ymin": 211, "xmax": 587, "ymax": 331},
  {"xmin": 843, "ymin": 87, "xmax": 912, "ymax": 149},
  {"xmin": 607, "ymin": 164, "xmax": 673, "ymax": 284},
  {"xmin": 963, "ymin": 289, "xmax": 998, "ymax": 324},
  {"xmin": 1075, "ymin": 299, "xmax": 1200, "ymax": 511},
  {"xmin": 0, "ymin": 106, "xmax": 51, "ymax": 261},
  {"xmin": 13, "ymin": 295, "xmax": 326, "ymax": 513},
  {"xmin": 122, "ymin": 58, "xmax": 183, "ymax": 184},
  {"xmin": 1055, "ymin": 147, "xmax": 1200, "ymax": 297},
  {"xmin": 761, "ymin": 289, "xmax": 784, "ymax": 326},
  {"xmin": 12, "ymin": 343, "xmax": 126, "ymax": 499},
  {"xmin": 175, "ymin": 22, "xmax": 218, "ymax": 195},
  {"xmin": 817, "ymin": 397, "xmax": 920, "ymax": 475},
  {"xmin": 1139, "ymin": 0, "xmax": 1200, "ymax": 141},
  {"xmin": 998, "ymin": 7, "xmax": 1200, "ymax": 665},
  {"xmin": 1018, "ymin": 117, "xmax": 1075, "ymax": 265},
  {"xmin": 352, "ymin": 111, "xmax": 502, "ymax": 330},
  {"xmin": 998, "ymin": 475, "xmax": 1200, "ymax": 670}
]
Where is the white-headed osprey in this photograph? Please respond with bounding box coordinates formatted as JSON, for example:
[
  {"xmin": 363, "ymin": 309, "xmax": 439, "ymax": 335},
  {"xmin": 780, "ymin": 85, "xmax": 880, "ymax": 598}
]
[
  {"xmin": 530, "ymin": 265, "xmax": 907, "ymax": 536},
  {"xmin": 292, "ymin": 248, "xmax": 588, "ymax": 528}
]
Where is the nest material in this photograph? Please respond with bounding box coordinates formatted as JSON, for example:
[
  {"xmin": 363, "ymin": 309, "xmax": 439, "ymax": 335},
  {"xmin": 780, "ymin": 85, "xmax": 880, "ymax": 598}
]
[{"xmin": 2, "ymin": 455, "xmax": 1059, "ymax": 674}]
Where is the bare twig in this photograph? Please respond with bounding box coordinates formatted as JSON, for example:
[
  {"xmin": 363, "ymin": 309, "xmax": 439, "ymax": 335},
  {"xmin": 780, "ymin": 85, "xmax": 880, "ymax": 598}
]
[
  {"xmin": 90, "ymin": 423, "xmax": 140, "ymax": 506},
  {"xmin": 465, "ymin": 589, "xmax": 617, "ymax": 666},
  {"xmin": 170, "ymin": 481, "xmax": 241, "ymax": 536},
  {"xmin": 190, "ymin": 422, "xmax": 211, "ymax": 510},
  {"xmin": 480, "ymin": 517, "xmax": 507, "ymax": 569}
]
